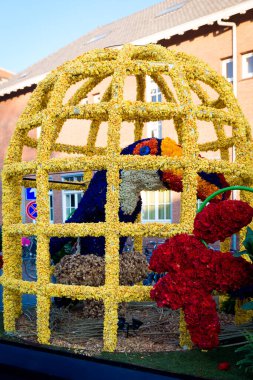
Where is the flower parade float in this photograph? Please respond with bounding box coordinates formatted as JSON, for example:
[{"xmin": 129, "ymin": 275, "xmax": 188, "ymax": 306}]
[
  {"xmin": 49, "ymin": 136, "xmax": 230, "ymax": 314},
  {"xmin": 49, "ymin": 136, "xmax": 230, "ymax": 258},
  {"xmin": 1, "ymin": 44, "xmax": 253, "ymax": 378}
]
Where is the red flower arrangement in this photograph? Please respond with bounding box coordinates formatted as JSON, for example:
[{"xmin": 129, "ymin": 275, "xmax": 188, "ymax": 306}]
[
  {"xmin": 161, "ymin": 171, "xmax": 183, "ymax": 193},
  {"xmin": 194, "ymin": 200, "xmax": 253, "ymax": 243},
  {"xmin": 150, "ymin": 200, "xmax": 253, "ymax": 350}
]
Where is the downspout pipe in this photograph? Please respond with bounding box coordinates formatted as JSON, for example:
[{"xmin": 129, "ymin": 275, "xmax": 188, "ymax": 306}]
[
  {"xmin": 217, "ymin": 19, "xmax": 237, "ymax": 97},
  {"xmin": 217, "ymin": 19, "xmax": 237, "ymax": 251}
]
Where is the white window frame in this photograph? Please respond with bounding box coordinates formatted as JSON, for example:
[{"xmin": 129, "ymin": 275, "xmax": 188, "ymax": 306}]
[
  {"xmin": 150, "ymin": 83, "xmax": 162, "ymax": 103},
  {"xmin": 196, "ymin": 199, "xmax": 209, "ymax": 213},
  {"xmin": 242, "ymin": 52, "xmax": 253, "ymax": 79},
  {"xmin": 141, "ymin": 190, "xmax": 172, "ymax": 223},
  {"xmin": 61, "ymin": 173, "xmax": 84, "ymax": 222},
  {"xmin": 93, "ymin": 93, "xmax": 100, "ymax": 103},
  {"xmin": 196, "ymin": 198, "xmax": 203, "ymax": 212},
  {"xmin": 80, "ymin": 97, "xmax": 88, "ymax": 105},
  {"xmin": 146, "ymin": 76, "xmax": 162, "ymax": 139},
  {"xmin": 147, "ymin": 120, "xmax": 162, "ymax": 138},
  {"xmin": 49, "ymin": 190, "xmax": 54, "ymax": 223},
  {"xmin": 221, "ymin": 58, "xmax": 233, "ymax": 83}
]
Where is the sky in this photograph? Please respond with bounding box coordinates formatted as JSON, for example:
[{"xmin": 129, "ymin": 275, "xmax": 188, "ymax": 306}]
[{"xmin": 1, "ymin": 0, "xmax": 163, "ymax": 74}]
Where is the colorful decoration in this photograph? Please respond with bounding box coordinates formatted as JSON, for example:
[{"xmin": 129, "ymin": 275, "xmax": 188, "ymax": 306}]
[
  {"xmin": 159, "ymin": 137, "xmax": 230, "ymax": 201},
  {"xmin": 21, "ymin": 237, "xmax": 31, "ymax": 247},
  {"xmin": 150, "ymin": 200, "xmax": 253, "ymax": 349},
  {"xmin": 1, "ymin": 44, "xmax": 253, "ymax": 352},
  {"xmin": 50, "ymin": 137, "xmax": 231, "ymax": 259}
]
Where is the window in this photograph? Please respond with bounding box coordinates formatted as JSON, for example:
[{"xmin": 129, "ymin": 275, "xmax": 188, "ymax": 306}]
[
  {"xmin": 93, "ymin": 93, "xmax": 100, "ymax": 103},
  {"xmin": 146, "ymin": 78, "xmax": 162, "ymax": 138},
  {"xmin": 64, "ymin": 192, "xmax": 83, "ymax": 220},
  {"xmin": 151, "ymin": 85, "xmax": 162, "ymax": 103},
  {"xmin": 62, "ymin": 174, "xmax": 84, "ymax": 221},
  {"xmin": 221, "ymin": 58, "xmax": 233, "ymax": 83},
  {"xmin": 196, "ymin": 198, "xmax": 203, "ymax": 212},
  {"xmin": 141, "ymin": 190, "xmax": 171, "ymax": 223},
  {"xmin": 63, "ymin": 174, "xmax": 84, "ymax": 183},
  {"xmin": 147, "ymin": 121, "xmax": 162, "ymax": 138},
  {"xmin": 155, "ymin": 1, "xmax": 187, "ymax": 17},
  {"xmin": 242, "ymin": 52, "xmax": 253, "ymax": 79},
  {"xmin": 49, "ymin": 190, "xmax": 54, "ymax": 223},
  {"xmin": 196, "ymin": 198, "xmax": 209, "ymax": 213},
  {"xmin": 80, "ymin": 97, "xmax": 88, "ymax": 105},
  {"xmin": 85, "ymin": 32, "xmax": 111, "ymax": 44}
]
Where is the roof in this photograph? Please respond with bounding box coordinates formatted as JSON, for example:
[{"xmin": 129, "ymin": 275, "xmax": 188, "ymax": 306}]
[
  {"xmin": 1, "ymin": 0, "xmax": 253, "ymax": 98},
  {"xmin": 0, "ymin": 68, "xmax": 14, "ymax": 80}
]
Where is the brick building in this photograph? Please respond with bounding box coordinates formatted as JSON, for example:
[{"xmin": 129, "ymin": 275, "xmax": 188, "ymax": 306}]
[{"xmin": 0, "ymin": 0, "xmax": 253, "ymax": 227}]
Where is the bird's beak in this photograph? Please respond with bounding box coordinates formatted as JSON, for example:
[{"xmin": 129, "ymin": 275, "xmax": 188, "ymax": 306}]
[{"xmin": 160, "ymin": 137, "xmax": 230, "ymax": 201}]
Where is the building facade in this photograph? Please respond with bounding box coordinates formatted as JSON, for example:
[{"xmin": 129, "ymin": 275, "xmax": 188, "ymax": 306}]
[{"xmin": 0, "ymin": 0, "xmax": 253, "ymax": 231}]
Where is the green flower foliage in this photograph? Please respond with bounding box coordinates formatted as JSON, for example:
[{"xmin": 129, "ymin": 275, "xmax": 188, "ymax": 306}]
[
  {"xmin": 233, "ymin": 226, "xmax": 253, "ymax": 311},
  {"xmin": 52, "ymin": 240, "xmax": 76, "ymax": 265},
  {"xmin": 243, "ymin": 227, "xmax": 253, "ymax": 261},
  {"xmin": 236, "ymin": 332, "xmax": 253, "ymax": 374},
  {"xmin": 233, "ymin": 227, "xmax": 253, "ymax": 262}
]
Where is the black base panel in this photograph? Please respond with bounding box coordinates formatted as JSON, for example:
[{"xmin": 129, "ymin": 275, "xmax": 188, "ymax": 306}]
[{"xmin": 0, "ymin": 339, "xmax": 202, "ymax": 380}]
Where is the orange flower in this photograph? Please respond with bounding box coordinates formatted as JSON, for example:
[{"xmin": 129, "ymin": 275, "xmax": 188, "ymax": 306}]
[{"xmin": 133, "ymin": 138, "xmax": 158, "ymax": 155}]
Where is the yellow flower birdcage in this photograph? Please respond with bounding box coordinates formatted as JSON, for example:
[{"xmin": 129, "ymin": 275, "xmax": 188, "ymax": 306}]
[{"xmin": 1, "ymin": 44, "xmax": 253, "ymax": 351}]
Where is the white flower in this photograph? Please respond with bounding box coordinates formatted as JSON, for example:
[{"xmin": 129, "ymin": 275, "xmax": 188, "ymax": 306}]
[{"xmin": 120, "ymin": 170, "xmax": 164, "ymax": 214}]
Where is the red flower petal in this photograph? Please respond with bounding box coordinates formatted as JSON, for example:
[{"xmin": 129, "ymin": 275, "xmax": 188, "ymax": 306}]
[
  {"xmin": 218, "ymin": 362, "xmax": 230, "ymax": 371},
  {"xmin": 194, "ymin": 200, "xmax": 253, "ymax": 243}
]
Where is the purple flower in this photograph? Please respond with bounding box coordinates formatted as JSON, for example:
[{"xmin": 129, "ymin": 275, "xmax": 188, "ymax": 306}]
[{"xmin": 21, "ymin": 237, "xmax": 31, "ymax": 247}]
